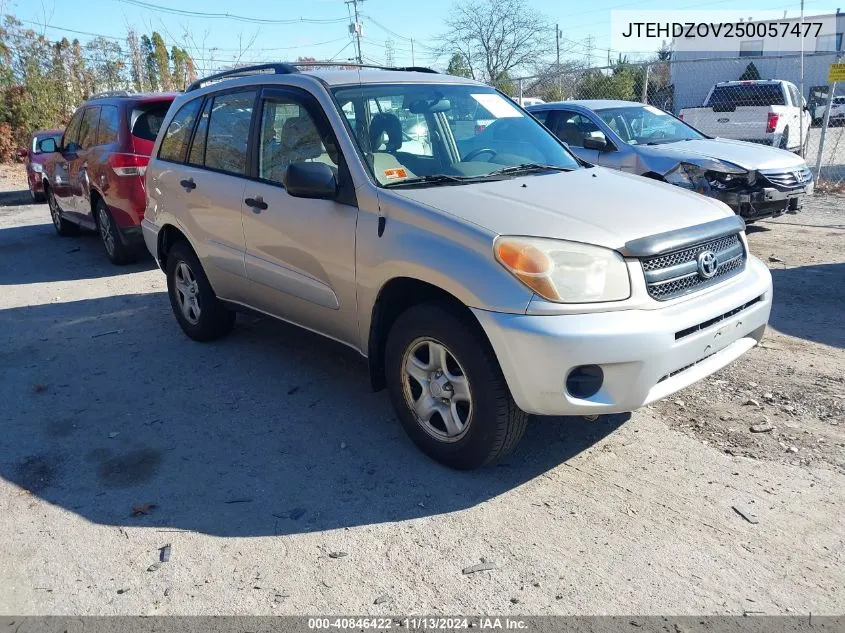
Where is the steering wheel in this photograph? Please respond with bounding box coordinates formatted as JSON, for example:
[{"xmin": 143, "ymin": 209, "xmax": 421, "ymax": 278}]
[{"xmin": 462, "ymin": 147, "xmax": 498, "ymax": 162}]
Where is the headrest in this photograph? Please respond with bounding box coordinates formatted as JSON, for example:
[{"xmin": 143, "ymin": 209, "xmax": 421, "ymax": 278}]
[{"xmin": 369, "ymin": 112, "xmax": 403, "ymax": 152}]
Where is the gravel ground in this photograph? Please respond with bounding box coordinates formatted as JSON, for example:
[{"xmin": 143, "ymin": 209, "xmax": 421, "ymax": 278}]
[{"xmin": 0, "ymin": 165, "xmax": 843, "ymax": 615}]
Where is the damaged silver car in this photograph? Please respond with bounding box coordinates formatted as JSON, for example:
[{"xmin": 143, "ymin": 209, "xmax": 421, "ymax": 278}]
[{"xmin": 527, "ymin": 99, "xmax": 813, "ymax": 222}]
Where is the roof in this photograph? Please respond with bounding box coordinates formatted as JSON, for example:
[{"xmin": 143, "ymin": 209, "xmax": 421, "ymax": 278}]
[
  {"xmin": 86, "ymin": 91, "xmax": 179, "ymax": 104},
  {"xmin": 528, "ymin": 99, "xmax": 645, "ymax": 111},
  {"xmin": 306, "ymin": 68, "xmax": 482, "ymax": 87}
]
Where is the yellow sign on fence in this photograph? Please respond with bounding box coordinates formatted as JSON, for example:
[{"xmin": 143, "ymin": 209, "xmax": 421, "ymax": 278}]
[{"xmin": 828, "ymin": 63, "xmax": 845, "ymax": 82}]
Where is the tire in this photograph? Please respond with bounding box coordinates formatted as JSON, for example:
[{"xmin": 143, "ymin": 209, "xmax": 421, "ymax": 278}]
[
  {"xmin": 165, "ymin": 240, "xmax": 236, "ymax": 342},
  {"xmin": 384, "ymin": 301, "xmax": 528, "ymax": 469},
  {"xmin": 46, "ymin": 186, "xmax": 79, "ymax": 237},
  {"xmin": 95, "ymin": 198, "xmax": 136, "ymax": 265}
]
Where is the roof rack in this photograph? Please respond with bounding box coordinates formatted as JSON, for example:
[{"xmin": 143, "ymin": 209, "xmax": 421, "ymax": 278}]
[
  {"xmin": 90, "ymin": 89, "xmax": 136, "ymax": 99},
  {"xmin": 186, "ymin": 61, "xmax": 439, "ymax": 92},
  {"xmin": 186, "ymin": 63, "xmax": 299, "ymax": 92}
]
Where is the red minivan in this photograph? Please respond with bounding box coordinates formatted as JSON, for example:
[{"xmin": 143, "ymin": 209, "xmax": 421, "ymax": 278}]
[{"xmin": 41, "ymin": 91, "xmax": 177, "ymax": 264}]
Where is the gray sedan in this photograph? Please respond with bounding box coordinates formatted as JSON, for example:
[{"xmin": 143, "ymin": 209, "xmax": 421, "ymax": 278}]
[{"xmin": 527, "ymin": 99, "xmax": 813, "ymax": 222}]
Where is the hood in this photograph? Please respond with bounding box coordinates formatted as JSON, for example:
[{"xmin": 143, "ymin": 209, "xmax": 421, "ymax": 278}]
[
  {"xmin": 644, "ymin": 137, "xmax": 806, "ymax": 171},
  {"xmin": 390, "ymin": 167, "xmax": 733, "ymax": 252}
]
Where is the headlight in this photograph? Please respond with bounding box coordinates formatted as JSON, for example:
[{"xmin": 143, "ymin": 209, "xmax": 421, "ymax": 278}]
[
  {"xmin": 664, "ymin": 160, "xmax": 746, "ymax": 191},
  {"xmin": 31, "ymin": 163, "xmax": 44, "ymax": 174},
  {"xmin": 494, "ymin": 236, "xmax": 631, "ymax": 303}
]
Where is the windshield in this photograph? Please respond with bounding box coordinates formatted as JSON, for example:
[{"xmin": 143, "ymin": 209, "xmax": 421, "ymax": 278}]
[
  {"xmin": 331, "ymin": 83, "xmax": 580, "ymax": 186},
  {"xmin": 595, "ymin": 105, "xmax": 704, "ymax": 145}
]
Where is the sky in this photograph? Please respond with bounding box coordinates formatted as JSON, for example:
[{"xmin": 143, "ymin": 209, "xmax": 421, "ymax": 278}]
[{"xmin": 3, "ymin": 0, "xmax": 839, "ymax": 75}]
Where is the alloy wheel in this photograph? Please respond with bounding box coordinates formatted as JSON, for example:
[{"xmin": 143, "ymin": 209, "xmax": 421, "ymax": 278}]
[
  {"xmin": 48, "ymin": 193, "xmax": 61, "ymax": 229},
  {"xmin": 98, "ymin": 206, "xmax": 116, "ymax": 257},
  {"xmin": 174, "ymin": 261, "xmax": 201, "ymax": 325},
  {"xmin": 401, "ymin": 337, "xmax": 473, "ymax": 442}
]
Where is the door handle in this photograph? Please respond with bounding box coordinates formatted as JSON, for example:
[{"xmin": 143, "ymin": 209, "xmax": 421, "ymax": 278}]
[
  {"xmin": 180, "ymin": 178, "xmax": 196, "ymax": 191},
  {"xmin": 245, "ymin": 196, "xmax": 268, "ymax": 211}
]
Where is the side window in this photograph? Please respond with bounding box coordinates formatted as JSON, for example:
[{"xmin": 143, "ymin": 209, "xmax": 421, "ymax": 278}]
[
  {"xmin": 188, "ymin": 99, "xmax": 211, "ymax": 166},
  {"xmin": 63, "ymin": 109, "xmax": 85, "ymax": 151},
  {"xmin": 96, "ymin": 105, "xmax": 120, "ymax": 145},
  {"xmin": 258, "ymin": 97, "xmax": 337, "ymax": 185},
  {"xmin": 553, "ymin": 111, "xmax": 599, "ymax": 147},
  {"xmin": 204, "ymin": 91, "xmax": 256, "ymax": 176},
  {"xmin": 158, "ymin": 98, "xmax": 202, "ymax": 163},
  {"xmin": 77, "ymin": 107, "xmax": 101, "ymax": 149},
  {"xmin": 788, "ymin": 85, "xmax": 800, "ymax": 108},
  {"xmin": 531, "ymin": 110, "xmax": 550, "ymax": 125}
]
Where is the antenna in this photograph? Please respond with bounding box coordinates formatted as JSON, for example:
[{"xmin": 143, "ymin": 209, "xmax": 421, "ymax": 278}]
[{"xmin": 345, "ymin": 0, "xmax": 365, "ymax": 64}]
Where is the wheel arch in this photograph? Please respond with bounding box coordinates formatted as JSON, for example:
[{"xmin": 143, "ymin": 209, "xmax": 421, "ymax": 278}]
[
  {"xmin": 366, "ymin": 276, "xmax": 489, "ymax": 392},
  {"xmin": 156, "ymin": 223, "xmax": 192, "ymax": 271}
]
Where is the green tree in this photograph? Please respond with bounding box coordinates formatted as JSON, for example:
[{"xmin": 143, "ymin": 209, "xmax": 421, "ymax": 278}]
[
  {"xmin": 151, "ymin": 33, "xmax": 171, "ymax": 90},
  {"xmin": 446, "ymin": 53, "xmax": 472, "ymax": 78},
  {"xmin": 86, "ymin": 36, "xmax": 126, "ymax": 92},
  {"xmin": 141, "ymin": 35, "xmax": 157, "ymax": 90}
]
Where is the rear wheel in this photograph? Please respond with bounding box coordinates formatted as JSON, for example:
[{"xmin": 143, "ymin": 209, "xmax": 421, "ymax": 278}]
[
  {"xmin": 46, "ymin": 186, "xmax": 78, "ymax": 236},
  {"xmin": 385, "ymin": 302, "xmax": 527, "ymax": 469},
  {"xmin": 96, "ymin": 198, "xmax": 136, "ymax": 265},
  {"xmin": 165, "ymin": 241, "xmax": 235, "ymax": 342}
]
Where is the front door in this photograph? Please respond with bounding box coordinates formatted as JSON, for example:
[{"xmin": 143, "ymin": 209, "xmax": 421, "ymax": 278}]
[
  {"xmin": 241, "ymin": 87, "xmax": 359, "ymax": 346},
  {"xmin": 71, "ymin": 106, "xmax": 101, "ymax": 224},
  {"xmin": 53, "ymin": 108, "xmax": 84, "ymax": 211}
]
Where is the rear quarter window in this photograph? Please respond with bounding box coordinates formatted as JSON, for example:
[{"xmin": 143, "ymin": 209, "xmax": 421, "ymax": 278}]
[
  {"xmin": 133, "ymin": 102, "xmax": 172, "ymax": 142},
  {"xmin": 158, "ymin": 99, "xmax": 202, "ymax": 163}
]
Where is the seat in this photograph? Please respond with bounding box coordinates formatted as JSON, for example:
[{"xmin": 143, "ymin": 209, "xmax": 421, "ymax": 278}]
[{"xmin": 265, "ymin": 116, "xmax": 329, "ymax": 182}]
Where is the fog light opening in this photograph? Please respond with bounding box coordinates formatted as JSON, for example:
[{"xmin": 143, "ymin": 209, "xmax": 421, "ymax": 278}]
[{"xmin": 566, "ymin": 365, "xmax": 604, "ymax": 399}]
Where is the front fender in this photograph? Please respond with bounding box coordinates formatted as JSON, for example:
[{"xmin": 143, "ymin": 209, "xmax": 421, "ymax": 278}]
[{"xmin": 355, "ymin": 194, "xmax": 535, "ymax": 352}]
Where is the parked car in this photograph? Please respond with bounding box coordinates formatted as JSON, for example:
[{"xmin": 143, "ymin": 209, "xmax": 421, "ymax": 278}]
[
  {"xmin": 679, "ymin": 80, "xmax": 810, "ymax": 153},
  {"xmin": 17, "ymin": 128, "xmax": 63, "ymax": 202},
  {"xmin": 142, "ymin": 63, "xmax": 772, "ymax": 469},
  {"xmin": 39, "ymin": 90, "xmax": 177, "ymax": 263},
  {"xmin": 828, "ymin": 95, "xmax": 845, "ymax": 125},
  {"xmin": 514, "ymin": 96, "xmax": 545, "ymax": 107},
  {"xmin": 529, "ymin": 100, "xmax": 813, "ymax": 222}
]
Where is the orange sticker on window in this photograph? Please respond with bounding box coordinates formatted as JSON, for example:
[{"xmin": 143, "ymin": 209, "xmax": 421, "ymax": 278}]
[{"xmin": 383, "ymin": 168, "xmax": 408, "ymax": 179}]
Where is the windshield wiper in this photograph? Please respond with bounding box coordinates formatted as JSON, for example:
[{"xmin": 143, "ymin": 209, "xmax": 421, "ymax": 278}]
[
  {"xmin": 484, "ymin": 163, "xmax": 573, "ymax": 177},
  {"xmin": 383, "ymin": 174, "xmax": 467, "ymax": 188}
]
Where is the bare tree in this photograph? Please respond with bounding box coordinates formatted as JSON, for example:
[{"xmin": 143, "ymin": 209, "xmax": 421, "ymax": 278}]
[{"xmin": 439, "ymin": 0, "xmax": 552, "ymax": 88}]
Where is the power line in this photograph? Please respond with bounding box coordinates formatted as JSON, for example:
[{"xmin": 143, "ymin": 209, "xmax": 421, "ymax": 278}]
[{"xmin": 114, "ymin": 0, "xmax": 349, "ymax": 25}]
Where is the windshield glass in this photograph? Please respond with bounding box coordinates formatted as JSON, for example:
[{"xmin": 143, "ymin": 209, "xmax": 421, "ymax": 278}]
[
  {"xmin": 595, "ymin": 105, "xmax": 704, "ymax": 145},
  {"xmin": 331, "ymin": 83, "xmax": 579, "ymax": 186}
]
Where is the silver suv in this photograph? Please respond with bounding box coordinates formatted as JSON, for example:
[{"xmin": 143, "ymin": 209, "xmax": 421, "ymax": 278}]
[{"xmin": 143, "ymin": 63, "xmax": 772, "ymax": 469}]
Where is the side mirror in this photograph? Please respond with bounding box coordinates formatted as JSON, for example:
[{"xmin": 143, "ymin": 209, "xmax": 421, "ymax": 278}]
[
  {"xmin": 582, "ymin": 130, "xmax": 610, "ymax": 151},
  {"xmin": 283, "ymin": 162, "xmax": 338, "ymax": 200},
  {"xmin": 38, "ymin": 138, "xmax": 57, "ymax": 153},
  {"xmin": 15, "ymin": 147, "xmax": 28, "ymax": 159}
]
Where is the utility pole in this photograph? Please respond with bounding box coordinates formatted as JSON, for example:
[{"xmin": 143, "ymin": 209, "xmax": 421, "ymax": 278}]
[
  {"xmin": 385, "ymin": 38, "xmax": 395, "ymax": 67},
  {"xmin": 555, "ymin": 24, "xmax": 561, "ymax": 96},
  {"xmin": 346, "ymin": 0, "xmax": 364, "ymax": 64}
]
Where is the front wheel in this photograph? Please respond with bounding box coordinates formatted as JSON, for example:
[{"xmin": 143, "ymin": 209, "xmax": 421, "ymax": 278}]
[
  {"xmin": 46, "ymin": 186, "xmax": 78, "ymax": 236},
  {"xmin": 385, "ymin": 302, "xmax": 527, "ymax": 469},
  {"xmin": 165, "ymin": 241, "xmax": 235, "ymax": 342}
]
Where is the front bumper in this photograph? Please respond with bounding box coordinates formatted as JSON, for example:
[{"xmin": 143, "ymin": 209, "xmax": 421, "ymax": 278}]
[
  {"xmin": 713, "ymin": 183, "xmax": 811, "ymax": 220},
  {"xmin": 473, "ymin": 256, "xmax": 772, "ymax": 416}
]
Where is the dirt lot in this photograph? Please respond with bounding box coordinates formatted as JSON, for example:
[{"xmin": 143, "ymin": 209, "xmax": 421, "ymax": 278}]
[{"xmin": 0, "ymin": 164, "xmax": 843, "ymax": 616}]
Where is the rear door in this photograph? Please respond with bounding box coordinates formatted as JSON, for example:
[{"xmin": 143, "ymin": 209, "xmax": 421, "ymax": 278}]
[
  {"xmin": 150, "ymin": 91, "xmax": 254, "ymax": 302},
  {"xmin": 240, "ymin": 86, "xmax": 359, "ymax": 345}
]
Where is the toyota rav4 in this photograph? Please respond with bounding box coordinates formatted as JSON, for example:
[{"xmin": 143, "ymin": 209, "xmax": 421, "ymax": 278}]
[{"xmin": 142, "ymin": 63, "xmax": 772, "ymax": 469}]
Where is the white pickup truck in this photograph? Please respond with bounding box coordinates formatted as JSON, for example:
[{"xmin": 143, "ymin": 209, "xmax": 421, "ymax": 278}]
[{"xmin": 679, "ymin": 80, "xmax": 810, "ymax": 153}]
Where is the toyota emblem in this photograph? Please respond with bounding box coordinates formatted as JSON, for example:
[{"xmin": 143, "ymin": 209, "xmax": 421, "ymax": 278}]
[{"xmin": 697, "ymin": 250, "xmax": 718, "ymax": 279}]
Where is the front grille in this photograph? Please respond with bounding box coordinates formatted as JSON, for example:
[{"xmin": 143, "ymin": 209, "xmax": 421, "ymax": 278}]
[
  {"xmin": 642, "ymin": 233, "xmax": 746, "ymax": 301},
  {"xmin": 760, "ymin": 167, "xmax": 813, "ymax": 190}
]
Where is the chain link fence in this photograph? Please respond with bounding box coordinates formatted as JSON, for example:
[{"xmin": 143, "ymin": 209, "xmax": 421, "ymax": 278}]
[{"xmin": 512, "ymin": 52, "xmax": 845, "ymax": 187}]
